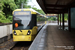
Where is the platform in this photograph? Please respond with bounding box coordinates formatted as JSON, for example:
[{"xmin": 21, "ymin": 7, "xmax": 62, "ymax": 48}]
[
  {"xmin": 46, "ymin": 25, "xmax": 75, "ymax": 50},
  {"xmin": 29, "ymin": 23, "xmax": 75, "ymax": 50},
  {"xmin": 28, "ymin": 24, "xmax": 47, "ymax": 50}
]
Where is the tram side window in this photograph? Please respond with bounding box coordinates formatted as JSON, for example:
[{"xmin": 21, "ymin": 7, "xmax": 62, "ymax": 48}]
[{"xmin": 30, "ymin": 14, "xmax": 37, "ymax": 29}]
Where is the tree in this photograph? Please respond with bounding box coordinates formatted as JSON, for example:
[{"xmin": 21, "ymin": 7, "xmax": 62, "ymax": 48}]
[
  {"xmin": 64, "ymin": 14, "xmax": 68, "ymax": 21},
  {"xmin": 32, "ymin": 7, "xmax": 45, "ymax": 15},
  {"xmin": 14, "ymin": 0, "xmax": 29, "ymax": 8},
  {"xmin": 0, "ymin": 0, "xmax": 45, "ymax": 23},
  {"xmin": 58, "ymin": 14, "xmax": 68, "ymax": 22},
  {"xmin": 0, "ymin": 0, "xmax": 16, "ymax": 23},
  {"xmin": 24, "ymin": 5, "xmax": 31, "ymax": 8},
  {"xmin": 0, "ymin": 0, "xmax": 29, "ymax": 23}
]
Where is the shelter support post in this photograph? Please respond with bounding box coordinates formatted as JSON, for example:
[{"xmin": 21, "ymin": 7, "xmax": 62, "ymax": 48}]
[
  {"xmin": 68, "ymin": 8, "xmax": 71, "ymax": 32},
  {"xmin": 58, "ymin": 14, "xmax": 59, "ymax": 25},
  {"xmin": 60, "ymin": 14, "xmax": 61, "ymax": 29},
  {"xmin": 62, "ymin": 13, "xmax": 64, "ymax": 30}
]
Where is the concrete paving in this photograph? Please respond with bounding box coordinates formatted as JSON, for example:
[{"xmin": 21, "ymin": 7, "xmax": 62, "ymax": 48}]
[
  {"xmin": 46, "ymin": 25, "xmax": 75, "ymax": 50},
  {"xmin": 28, "ymin": 25, "xmax": 47, "ymax": 50}
]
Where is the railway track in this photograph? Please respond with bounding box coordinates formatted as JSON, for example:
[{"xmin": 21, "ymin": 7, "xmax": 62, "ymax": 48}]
[
  {"xmin": 10, "ymin": 41, "xmax": 32, "ymax": 50},
  {"xmin": 10, "ymin": 25, "xmax": 44, "ymax": 50}
]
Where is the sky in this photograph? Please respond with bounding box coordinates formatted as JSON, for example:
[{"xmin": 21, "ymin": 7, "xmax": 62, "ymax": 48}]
[{"xmin": 27, "ymin": 0, "xmax": 41, "ymax": 9}]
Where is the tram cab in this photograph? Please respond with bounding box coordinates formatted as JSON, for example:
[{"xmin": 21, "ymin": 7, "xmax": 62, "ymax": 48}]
[{"xmin": 12, "ymin": 9, "xmax": 37, "ymax": 41}]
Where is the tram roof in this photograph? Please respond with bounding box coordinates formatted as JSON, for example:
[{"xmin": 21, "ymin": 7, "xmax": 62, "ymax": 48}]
[
  {"xmin": 13, "ymin": 8, "xmax": 45, "ymax": 17},
  {"xmin": 13, "ymin": 8, "xmax": 43, "ymax": 15},
  {"xmin": 37, "ymin": 0, "xmax": 75, "ymax": 14}
]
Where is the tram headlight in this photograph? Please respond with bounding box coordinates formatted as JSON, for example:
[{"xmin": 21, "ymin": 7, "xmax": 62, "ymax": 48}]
[
  {"xmin": 14, "ymin": 31, "xmax": 17, "ymax": 35},
  {"xmin": 27, "ymin": 31, "xmax": 31, "ymax": 35}
]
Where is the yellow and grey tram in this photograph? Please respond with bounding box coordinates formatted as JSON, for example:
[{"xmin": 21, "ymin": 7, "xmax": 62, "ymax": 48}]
[{"xmin": 12, "ymin": 9, "xmax": 38, "ymax": 41}]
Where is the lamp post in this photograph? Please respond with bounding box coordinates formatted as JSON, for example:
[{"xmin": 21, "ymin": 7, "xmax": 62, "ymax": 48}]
[
  {"xmin": 21, "ymin": 0, "xmax": 24, "ymax": 9},
  {"xmin": 21, "ymin": 2, "xmax": 23, "ymax": 9}
]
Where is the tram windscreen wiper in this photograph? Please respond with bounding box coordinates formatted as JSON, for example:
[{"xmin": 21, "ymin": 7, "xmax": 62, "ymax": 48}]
[{"xmin": 16, "ymin": 29, "xmax": 22, "ymax": 32}]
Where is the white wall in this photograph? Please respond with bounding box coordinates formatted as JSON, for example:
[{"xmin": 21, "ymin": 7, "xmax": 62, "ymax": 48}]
[{"xmin": 0, "ymin": 24, "xmax": 12, "ymax": 38}]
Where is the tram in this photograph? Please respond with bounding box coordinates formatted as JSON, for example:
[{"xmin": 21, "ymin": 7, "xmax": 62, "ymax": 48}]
[{"xmin": 12, "ymin": 9, "xmax": 39, "ymax": 41}]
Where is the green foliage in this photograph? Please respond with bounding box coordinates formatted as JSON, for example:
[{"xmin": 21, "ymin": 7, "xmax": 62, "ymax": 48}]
[
  {"xmin": 37, "ymin": 16, "xmax": 48, "ymax": 22},
  {"xmin": 32, "ymin": 7, "xmax": 45, "ymax": 15},
  {"xmin": 37, "ymin": 17, "xmax": 46, "ymax": 22},
  {"xmin": 0, "ymin": 11, "xmax": 11, "ymax": 23},
  {"xmin": 48, "ymin": 17, "xmax": 57, "ymax": 21},
  {"xmin": 0, "ymin": 0, "xmax": 16, "ymax": 23},
  {"xmin": 59, "ymin": 14, "xmax": 68, "ymax": 22},
  {"xmin": 0, "ymin": 0, "xmax": 29, "ymax": 23},
  {"xmin": 7, "ymin": 16, "xmax": 13, "ymax": 21},
  {"xmin": 64, "ymin": 14, "xmax": 68, "ymax": 21},
  {"xmin": 14, "ymin": 0, "xmax": 28, "ymax": 8},
  {"xmin": 0, "ymin": 0, "xmax": 45, "ymax": 23},
  {"xmin": 24, "ymin": 5, "xmax": 31, "ymax": 8}
]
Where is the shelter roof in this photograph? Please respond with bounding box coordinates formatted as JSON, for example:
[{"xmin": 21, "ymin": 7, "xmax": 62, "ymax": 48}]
[{"xmin": 37, "ymin": 0, "xmax": 75, "ymax": 14}]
